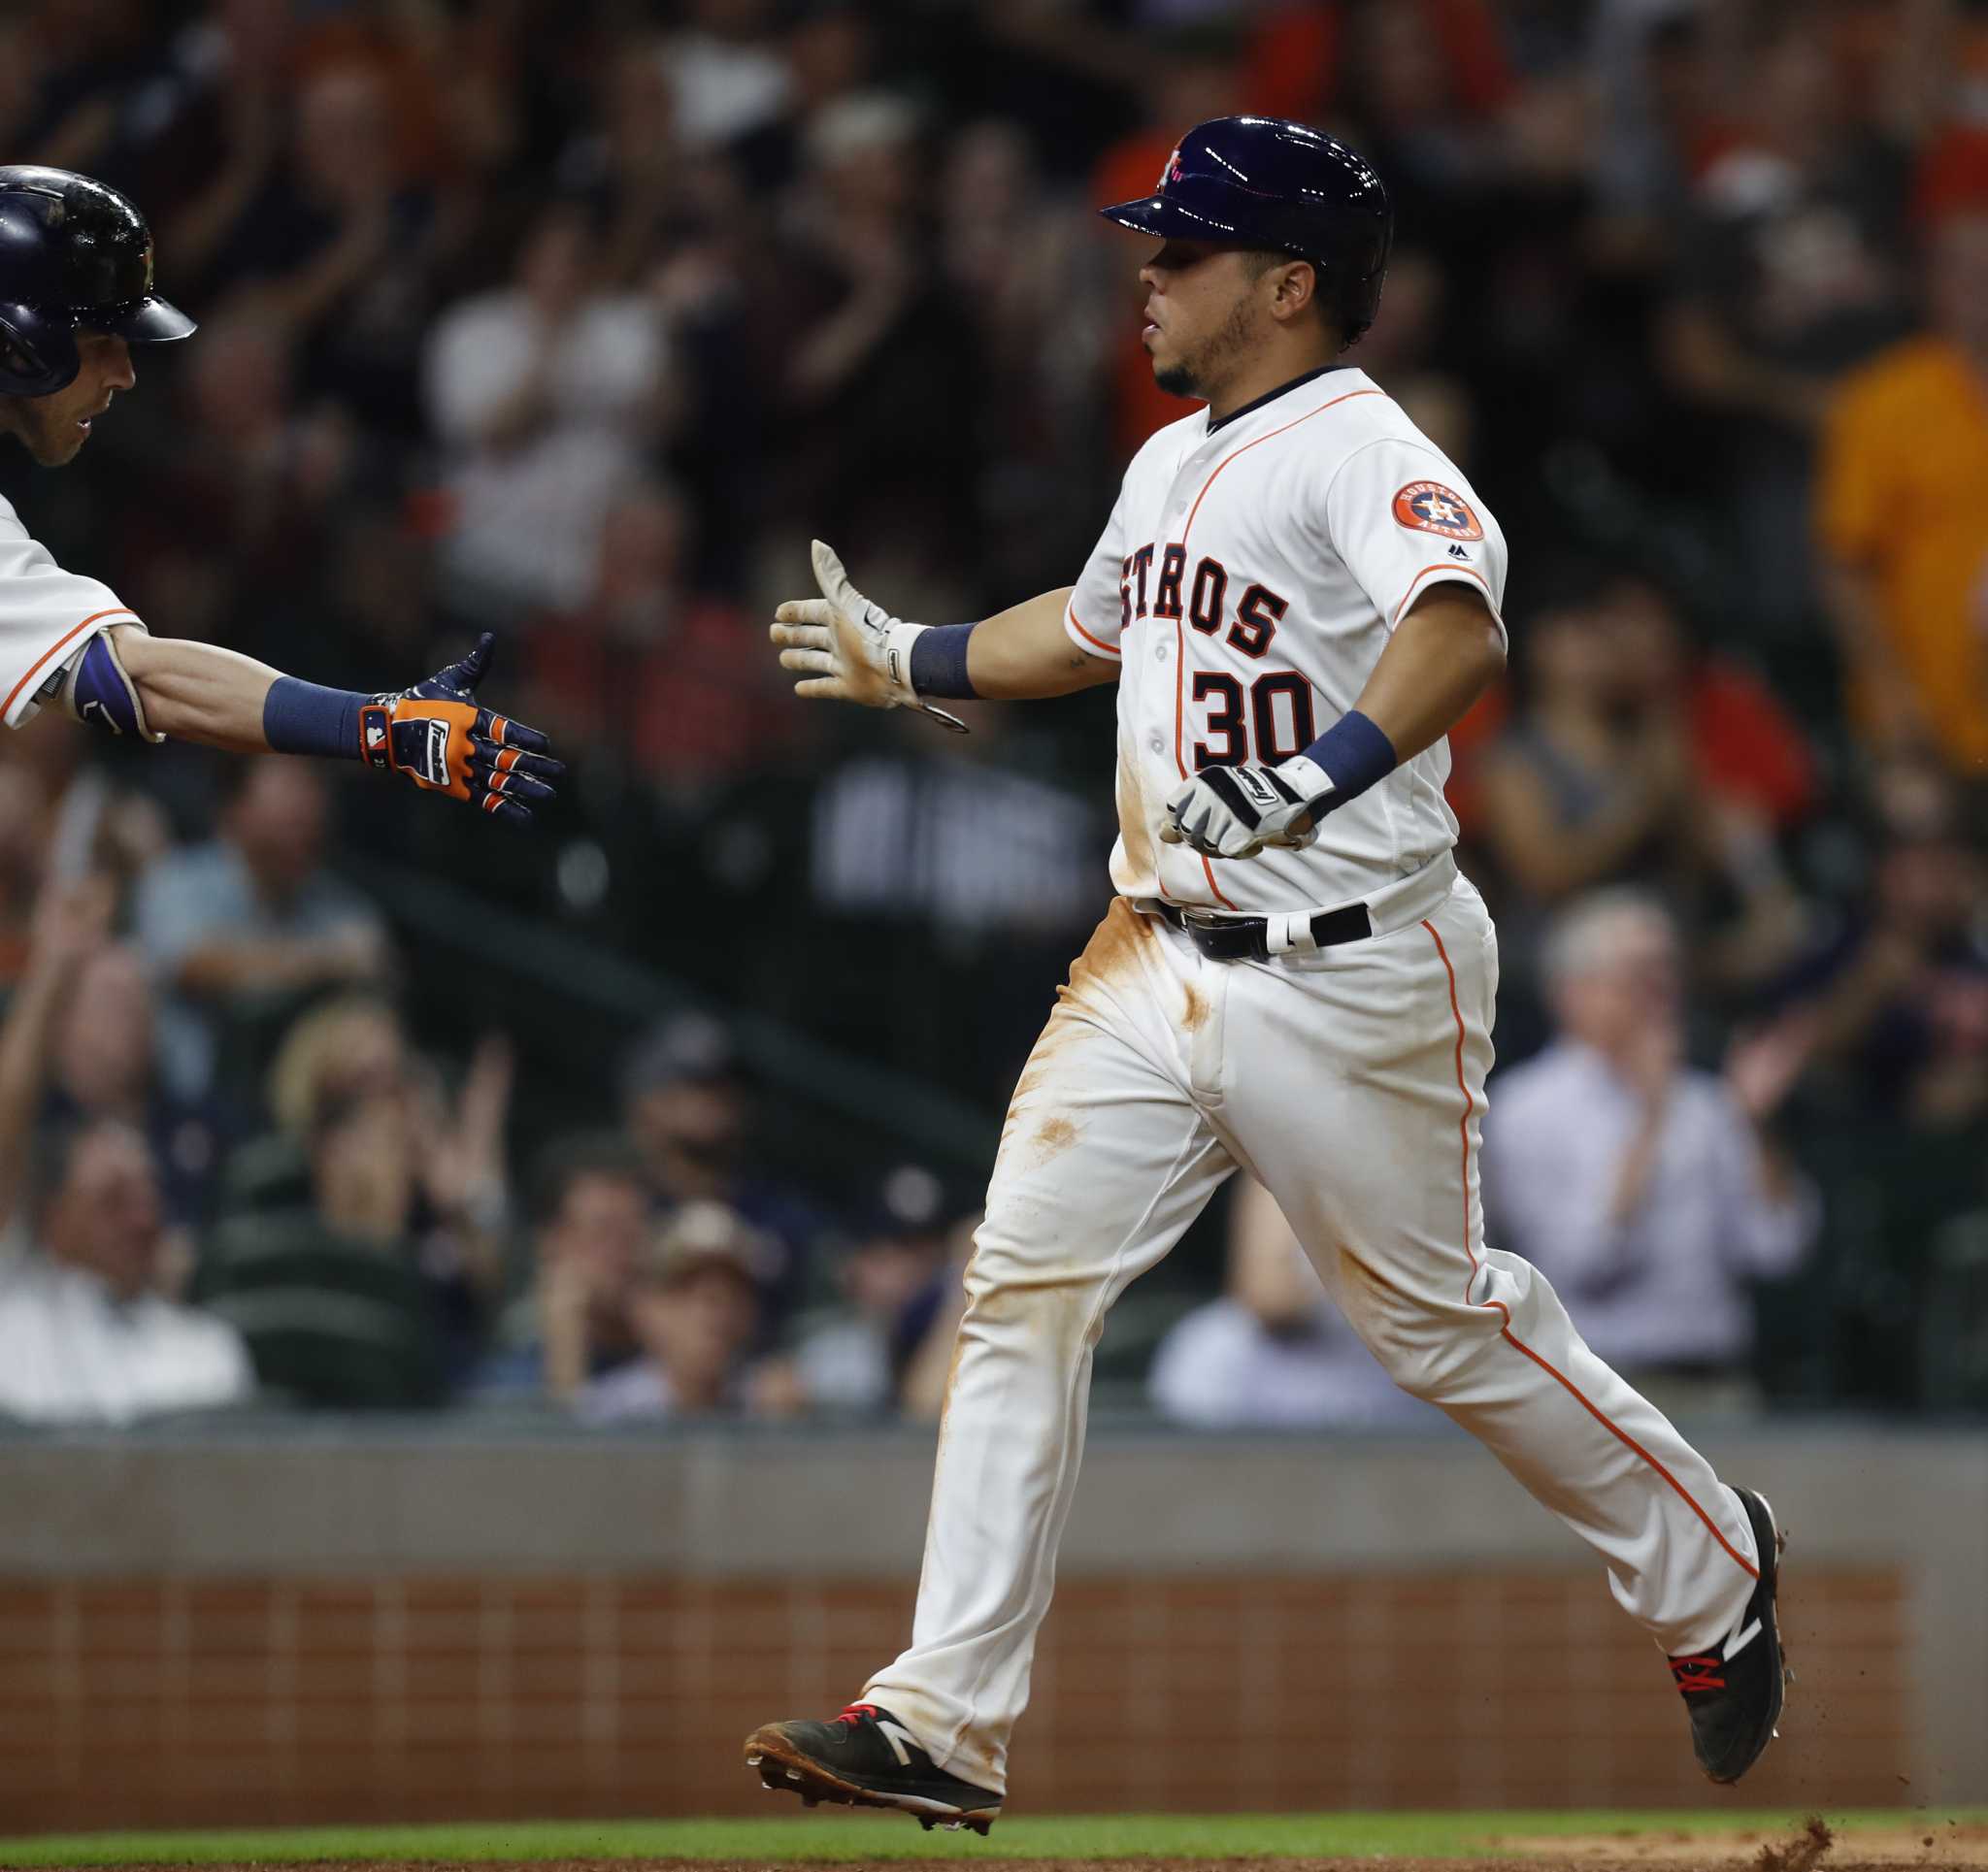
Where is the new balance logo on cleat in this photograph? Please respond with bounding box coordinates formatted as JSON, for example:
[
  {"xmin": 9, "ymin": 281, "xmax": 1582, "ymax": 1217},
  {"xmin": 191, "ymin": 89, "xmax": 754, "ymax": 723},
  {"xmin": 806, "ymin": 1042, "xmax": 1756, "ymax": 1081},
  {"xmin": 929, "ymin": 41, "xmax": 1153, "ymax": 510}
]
[
  {"xmin": 1669, "ymin": 1488, "xmax": 1790, "ymax": 1784},
  {"xmin": 744, "ymin": 1702, "xmax": 1003, "ymax": 1834},
  {"xmin": 1723, "ymin": 1617, "xmax": 1763, "ymax": 1661}
]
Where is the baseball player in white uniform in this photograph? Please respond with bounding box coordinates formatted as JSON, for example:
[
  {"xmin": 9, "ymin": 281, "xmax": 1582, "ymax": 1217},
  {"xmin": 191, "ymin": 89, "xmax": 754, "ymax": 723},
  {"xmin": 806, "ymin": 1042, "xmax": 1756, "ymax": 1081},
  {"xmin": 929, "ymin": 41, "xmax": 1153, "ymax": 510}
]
[
  {"xmin": 0, "ymin": 166, "xmax": 558, "ymax": 820},
  {"xmin": 746, "ymin": 118, "xmax": 1786, "ymax": 1830}
]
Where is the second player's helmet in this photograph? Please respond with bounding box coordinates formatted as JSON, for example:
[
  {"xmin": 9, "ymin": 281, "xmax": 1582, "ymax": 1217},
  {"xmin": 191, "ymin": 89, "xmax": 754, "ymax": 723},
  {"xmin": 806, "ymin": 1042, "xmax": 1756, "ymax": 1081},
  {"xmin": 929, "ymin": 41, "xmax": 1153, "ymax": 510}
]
[
  {"xmin": 1099, "ymin": 115, "xmax": 1393, "ymax": 345},
  {"xmin": 0, "ymin": 166, "xmax": 195, "ymax": 398}
]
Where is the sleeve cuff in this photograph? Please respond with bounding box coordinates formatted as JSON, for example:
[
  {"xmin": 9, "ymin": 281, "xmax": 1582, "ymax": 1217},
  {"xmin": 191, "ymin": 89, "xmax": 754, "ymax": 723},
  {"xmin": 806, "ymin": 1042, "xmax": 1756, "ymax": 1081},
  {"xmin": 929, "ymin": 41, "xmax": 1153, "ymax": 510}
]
[
  {"xmin": 1389, "ymin": 565, "xmax": 1506, "ymax": 645},
  {"xmin": 1065, "ymin": 602, "xmax": 1121, "ymax": 659},
  {"xmin": 4, "ymin": 610, "xmax": 144, "ymax": 729}
]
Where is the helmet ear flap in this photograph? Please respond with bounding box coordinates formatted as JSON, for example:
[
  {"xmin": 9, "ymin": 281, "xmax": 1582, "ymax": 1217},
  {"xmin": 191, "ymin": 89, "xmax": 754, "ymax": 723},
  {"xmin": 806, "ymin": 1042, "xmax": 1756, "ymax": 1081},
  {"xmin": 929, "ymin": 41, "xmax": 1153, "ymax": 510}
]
[{"xmin": 0, "ymin": 304, "xmax": 77, "ymax": 396}]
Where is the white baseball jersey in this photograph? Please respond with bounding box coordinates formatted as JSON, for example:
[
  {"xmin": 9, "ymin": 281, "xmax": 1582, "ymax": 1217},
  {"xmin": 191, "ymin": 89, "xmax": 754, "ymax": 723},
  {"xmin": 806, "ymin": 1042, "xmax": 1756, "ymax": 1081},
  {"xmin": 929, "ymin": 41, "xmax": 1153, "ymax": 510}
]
[
  {"xmin": 1063, "ymin": 365, "xmax": 1507, "ymax": 911},
  {"xmin": 860, "ymin": 368, "xmax": 1766, "ymax": 1800},
  {"xmin": 0, "ymin": 491, "xmax": 142, "ymax": 729}
]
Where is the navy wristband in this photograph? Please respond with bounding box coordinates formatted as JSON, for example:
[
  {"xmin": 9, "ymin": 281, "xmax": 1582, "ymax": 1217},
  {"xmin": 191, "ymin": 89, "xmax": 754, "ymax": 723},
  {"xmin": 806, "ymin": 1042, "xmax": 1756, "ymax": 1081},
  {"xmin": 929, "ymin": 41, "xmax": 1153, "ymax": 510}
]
[
  {"xmin": 908, "ymin": 623, "xmax": 978, "ymax": 701},
  {"xmin": 1300, "ymin": 709, "xmax": 1397, "ymax": 803},
  {"xmin": 264, "ymin": 676, "xmax": 368, "ymax": 761}
]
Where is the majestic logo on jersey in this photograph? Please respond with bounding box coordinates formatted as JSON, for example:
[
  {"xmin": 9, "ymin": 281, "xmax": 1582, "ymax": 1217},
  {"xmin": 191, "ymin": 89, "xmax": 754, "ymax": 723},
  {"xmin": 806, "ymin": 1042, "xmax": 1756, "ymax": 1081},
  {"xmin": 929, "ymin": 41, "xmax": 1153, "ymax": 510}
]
[{"xmin": 1393, "ymin": 481, "xmax": 1483, "ymax": 542}]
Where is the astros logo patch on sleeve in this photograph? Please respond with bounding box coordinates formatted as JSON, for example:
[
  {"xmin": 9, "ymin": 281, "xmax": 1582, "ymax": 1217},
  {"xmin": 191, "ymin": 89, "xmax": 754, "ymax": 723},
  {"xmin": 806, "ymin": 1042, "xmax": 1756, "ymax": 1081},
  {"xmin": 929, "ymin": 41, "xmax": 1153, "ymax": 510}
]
[{"xmin": 1392, "ymin": 481, "xmax": 1484, "ymax": 542}]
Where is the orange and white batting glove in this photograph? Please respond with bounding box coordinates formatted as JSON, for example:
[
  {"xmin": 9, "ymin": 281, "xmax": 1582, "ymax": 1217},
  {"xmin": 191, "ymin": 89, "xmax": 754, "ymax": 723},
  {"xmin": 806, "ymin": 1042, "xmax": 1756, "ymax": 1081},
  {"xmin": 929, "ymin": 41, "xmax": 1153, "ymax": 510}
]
[{"xmin": 358, "ymin": 633, "xmax": 563, "ymax": 827}]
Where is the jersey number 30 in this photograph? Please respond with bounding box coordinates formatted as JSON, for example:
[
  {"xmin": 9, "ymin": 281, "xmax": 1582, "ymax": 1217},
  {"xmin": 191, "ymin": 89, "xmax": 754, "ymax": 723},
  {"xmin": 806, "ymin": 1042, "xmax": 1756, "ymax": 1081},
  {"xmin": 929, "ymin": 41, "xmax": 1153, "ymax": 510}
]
[{"xmin": 1191, "ymin": 671, "xmax": 1316, "ymax": 771}]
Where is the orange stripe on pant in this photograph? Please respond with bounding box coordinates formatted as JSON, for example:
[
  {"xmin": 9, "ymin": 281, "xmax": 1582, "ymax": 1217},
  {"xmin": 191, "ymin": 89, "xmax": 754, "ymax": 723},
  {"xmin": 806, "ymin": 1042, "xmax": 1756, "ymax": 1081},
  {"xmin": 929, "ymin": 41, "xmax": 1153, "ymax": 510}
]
[{"xmin": 1419, "ymin": 915, "xmax": 1759, "ymax": 1584}]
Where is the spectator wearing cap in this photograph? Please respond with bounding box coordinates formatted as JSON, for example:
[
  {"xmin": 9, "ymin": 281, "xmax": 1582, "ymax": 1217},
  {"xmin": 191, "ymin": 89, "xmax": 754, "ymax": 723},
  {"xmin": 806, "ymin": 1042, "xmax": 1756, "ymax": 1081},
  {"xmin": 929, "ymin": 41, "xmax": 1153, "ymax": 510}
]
[
  {"xmin": 621, "ymin": 1013, "xmax": 825, "ymax": 1324},
  {"xmin": 0, "ymin": 881, "xmax": 251, "ymax": 1426},
  {"xmin": 1482, "ymin": 889, "xmax": 1819, "ymax": 1406},
  {"xmin": 577, "ymin": 1199, "xmax": 779, "ymax": 1423},
  {"xmin": 1149, "ymin": 1176, "xmax": 1431, "ymax": 1430},
  {"xmin": 780, "ymin": 1165, "xmax": 954, "ymax": 1415}
]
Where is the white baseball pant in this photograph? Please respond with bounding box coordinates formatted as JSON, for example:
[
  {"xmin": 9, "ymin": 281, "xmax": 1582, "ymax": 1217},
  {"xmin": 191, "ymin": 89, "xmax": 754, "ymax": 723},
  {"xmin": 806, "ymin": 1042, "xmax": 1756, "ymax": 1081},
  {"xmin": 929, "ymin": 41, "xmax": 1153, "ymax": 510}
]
[{"xmin": 863, "ymin": 857, "xmax": 1763, "ymax": 1793}]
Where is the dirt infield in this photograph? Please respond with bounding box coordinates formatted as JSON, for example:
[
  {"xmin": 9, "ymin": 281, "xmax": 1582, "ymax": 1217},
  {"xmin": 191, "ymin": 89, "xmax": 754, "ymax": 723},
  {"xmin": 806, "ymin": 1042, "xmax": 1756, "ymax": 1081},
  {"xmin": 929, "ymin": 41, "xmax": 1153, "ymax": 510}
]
[
  {"xmin": 58, "ymin": 1827, "xmax": 1988, "ymax": 1872},
  {"xmin": 1479, "ymin": 1815, "xmax": 1988, "ymax": 1868},
  {"xmin": 1480, "ymin": 1815, "xmax": 1988, "ymax": 1867}
]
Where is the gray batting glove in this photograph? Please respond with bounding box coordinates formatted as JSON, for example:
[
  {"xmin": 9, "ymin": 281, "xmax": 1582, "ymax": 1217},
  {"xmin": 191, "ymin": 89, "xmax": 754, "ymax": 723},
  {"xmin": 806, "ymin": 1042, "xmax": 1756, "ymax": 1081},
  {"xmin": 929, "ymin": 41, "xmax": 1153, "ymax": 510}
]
[
  {"xmin": 770, "ymin": 540, "xmax": 967, "ymax": 733},
  {"xmin": 1160, "ymin": 756, "xmax": 1335, "ymax": 859}
]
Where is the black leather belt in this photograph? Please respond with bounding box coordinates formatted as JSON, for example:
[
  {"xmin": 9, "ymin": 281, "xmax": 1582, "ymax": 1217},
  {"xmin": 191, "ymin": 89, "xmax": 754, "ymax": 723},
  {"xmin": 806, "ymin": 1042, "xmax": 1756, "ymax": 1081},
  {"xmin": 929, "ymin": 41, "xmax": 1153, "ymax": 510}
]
[{"xmin": 1156, "ymin": 898, "xmax": 1374, "ymax": 962}]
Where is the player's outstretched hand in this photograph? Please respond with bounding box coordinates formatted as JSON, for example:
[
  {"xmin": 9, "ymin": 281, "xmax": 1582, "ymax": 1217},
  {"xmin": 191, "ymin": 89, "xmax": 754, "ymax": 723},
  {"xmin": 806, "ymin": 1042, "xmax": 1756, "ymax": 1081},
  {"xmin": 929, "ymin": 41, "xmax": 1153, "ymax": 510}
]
[
  {"xmin": 362, "ymin": 633, "xmax": 564, "ymax": 827},
  {"xmin": 770, "ymin": 540, "xmax": 966, "ymax": 732},
  {"xmin": 1160, "ymin": 757, "xmax": 1335, "ymax": 860}
]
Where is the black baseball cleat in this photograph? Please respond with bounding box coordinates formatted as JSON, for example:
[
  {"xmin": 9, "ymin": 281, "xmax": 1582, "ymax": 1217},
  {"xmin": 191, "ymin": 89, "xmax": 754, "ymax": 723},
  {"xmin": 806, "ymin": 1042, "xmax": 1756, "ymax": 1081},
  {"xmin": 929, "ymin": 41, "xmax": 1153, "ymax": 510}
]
[
  {"xmin": 1669, "ymin": 1487, "xmax": 1791, "ymax": 1783},
  {"xmin": 745, "ymin": 1702, "xmax": 1003, "ymax": 1834}
]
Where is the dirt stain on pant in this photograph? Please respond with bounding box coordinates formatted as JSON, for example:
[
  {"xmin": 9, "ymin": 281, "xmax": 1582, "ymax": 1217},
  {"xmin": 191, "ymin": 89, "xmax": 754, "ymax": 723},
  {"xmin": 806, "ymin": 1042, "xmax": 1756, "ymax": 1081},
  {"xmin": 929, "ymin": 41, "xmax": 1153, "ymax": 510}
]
[
  {"xmin": 1180, "ymin": 981, "xmax": 1209, "ymax": 1032},
  {"xmin": 1027, "ymin": 1114, "xmax": 1080, "ymax": 1167},
  {"xmin": 1066, "ymin": 896, "xmax": 1153, "ymax": 998}
]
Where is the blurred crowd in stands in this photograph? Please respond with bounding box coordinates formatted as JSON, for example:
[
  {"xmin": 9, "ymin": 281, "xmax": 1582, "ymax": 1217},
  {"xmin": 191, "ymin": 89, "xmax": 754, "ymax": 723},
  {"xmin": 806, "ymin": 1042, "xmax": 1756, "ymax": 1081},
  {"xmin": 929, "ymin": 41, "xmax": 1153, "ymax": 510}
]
[{"xmin": 0, "ymin": 0, "xmax": 1983, "ymax": 1428}]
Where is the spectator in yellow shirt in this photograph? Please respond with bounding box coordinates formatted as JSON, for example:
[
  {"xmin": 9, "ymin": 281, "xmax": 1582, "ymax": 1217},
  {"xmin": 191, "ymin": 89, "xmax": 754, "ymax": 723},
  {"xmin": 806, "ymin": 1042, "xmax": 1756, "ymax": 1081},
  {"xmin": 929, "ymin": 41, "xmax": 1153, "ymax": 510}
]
[{"xmin": 1817, "ymin": 207, "xmax": 1988, "ymax": 776}]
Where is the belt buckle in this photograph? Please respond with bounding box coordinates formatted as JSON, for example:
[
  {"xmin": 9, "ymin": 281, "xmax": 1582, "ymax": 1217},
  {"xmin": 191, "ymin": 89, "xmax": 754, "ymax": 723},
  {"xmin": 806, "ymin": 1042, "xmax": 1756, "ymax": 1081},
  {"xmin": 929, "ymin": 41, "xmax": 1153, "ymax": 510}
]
[{"xmin": 1180, "ymin": 909, "xmax": 1229, "ymax": 934}]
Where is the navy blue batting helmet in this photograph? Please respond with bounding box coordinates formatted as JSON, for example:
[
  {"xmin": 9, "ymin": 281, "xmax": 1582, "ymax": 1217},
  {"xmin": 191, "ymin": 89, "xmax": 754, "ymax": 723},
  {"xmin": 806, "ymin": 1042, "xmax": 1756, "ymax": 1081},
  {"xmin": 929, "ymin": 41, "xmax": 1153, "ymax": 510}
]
[
  {"xmin": 0, "ymin": 166, "xmax": 195, "ymax": 398},
  {"xmin": 1099, "ymin": 116, "xmax": 1393, "ymax": 345}
]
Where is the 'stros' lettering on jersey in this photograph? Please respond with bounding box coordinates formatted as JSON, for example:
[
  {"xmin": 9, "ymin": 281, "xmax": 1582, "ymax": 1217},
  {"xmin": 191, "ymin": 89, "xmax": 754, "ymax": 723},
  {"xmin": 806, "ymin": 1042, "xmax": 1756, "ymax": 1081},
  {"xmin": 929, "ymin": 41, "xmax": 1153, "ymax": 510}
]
[
  {"xmin": 1120, "ymin": 544, "xmax": 1316, "ymax": 771},
  {"xmin": 1119, "ymin": 546, "xmax": 1288, "ymax": 659}
]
